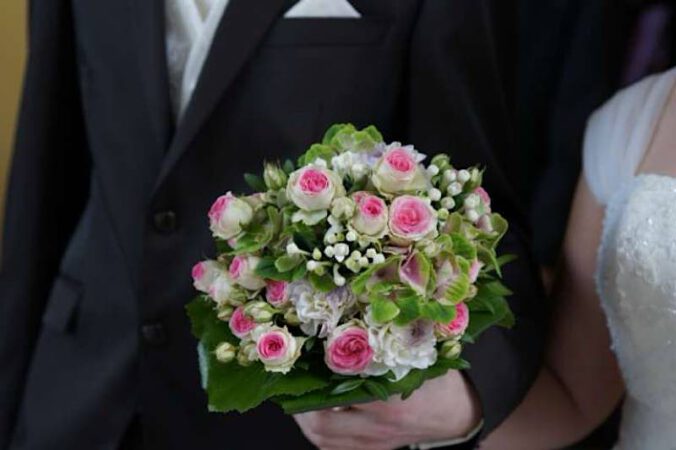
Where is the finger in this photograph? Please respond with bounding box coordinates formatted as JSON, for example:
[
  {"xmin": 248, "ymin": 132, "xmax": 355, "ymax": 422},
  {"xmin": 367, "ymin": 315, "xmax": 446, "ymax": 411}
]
[{"xmin": 294, "ymin": 409, "xmax": 392, "ymax": 448}]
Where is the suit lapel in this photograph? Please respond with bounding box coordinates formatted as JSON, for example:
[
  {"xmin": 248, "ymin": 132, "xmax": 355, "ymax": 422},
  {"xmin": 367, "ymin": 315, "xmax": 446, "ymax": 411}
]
[
  {"xmin": 153, "ymin": 0, "xmax": 289, "ymax": 193},
  {"xmin": 128, "ymin": 0, "xmax": 173, "ymax": 161}
]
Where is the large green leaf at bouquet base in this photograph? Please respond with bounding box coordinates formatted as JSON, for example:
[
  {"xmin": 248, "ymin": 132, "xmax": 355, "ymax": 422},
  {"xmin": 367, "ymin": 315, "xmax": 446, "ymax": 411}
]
[
  {"xmin": 186, "ymin": 297, "xmax": 329, "ymax": 413},
  {"xmin": 274, "ymin": 357, "xmax": 470, "ymax": 414}
]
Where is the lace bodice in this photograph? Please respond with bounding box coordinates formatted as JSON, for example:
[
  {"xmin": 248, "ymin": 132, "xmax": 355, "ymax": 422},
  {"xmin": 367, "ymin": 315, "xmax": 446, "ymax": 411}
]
[{"xmin": 584, "ymin": 68, "xmax": 676, "ymax": 449}]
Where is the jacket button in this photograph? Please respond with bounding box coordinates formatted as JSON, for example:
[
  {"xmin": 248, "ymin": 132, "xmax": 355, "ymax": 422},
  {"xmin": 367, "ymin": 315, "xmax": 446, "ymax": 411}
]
[
  {"xmin": 153, "ymin": 210, "xmax": 177, "ymax": 233},
  {"xmin": 141, "ymin": 323, "xmax": 167, "ymax": 346}
]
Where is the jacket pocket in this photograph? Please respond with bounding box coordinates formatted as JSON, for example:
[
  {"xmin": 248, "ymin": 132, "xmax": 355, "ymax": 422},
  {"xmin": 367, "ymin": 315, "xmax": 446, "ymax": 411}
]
[
  {"xmin": 42, "ymin": 275, "xmax": 83, "ymax": 333},
  {"xmin": 264, "ymin": 18, "xmax": 390, "ymax": 47}
]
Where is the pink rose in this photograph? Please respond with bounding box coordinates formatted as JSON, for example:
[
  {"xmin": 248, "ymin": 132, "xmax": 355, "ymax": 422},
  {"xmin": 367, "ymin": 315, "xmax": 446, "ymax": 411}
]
[
  {"xmin": 191, "ymin": 260, "xmax": 220, "ymax": 294},
  {"xmin": 286, "ymin": 166, "xmax": 345, "ymax": 211},
  {"xmin": 372, "ymin": 144, "xmax": 429, "ymax": 194},
  {"xmin": 229, "ymin": 255, "xmax": 266, "ymax": 290},
  {"xmin": 208, "ymin": 192, "xmax": 254, "ymax": 240},
  {"xmin": 350, "ymin": 192, "xmax": 388, "ymax": 236},
  {"xmin": 435, "ymin": 303, "xmax": 470, "ymax": 338},
  {"xmin": 229, "ymin": 306, "xmax": 257, "ymax": 339},
  {"xmin": 252, "ymin": 325, "xmax": 305, "ymax": 374},
  {"xmin": 265, "ymin": 280, "xmax": 289, "ymax": 307},
  {"xmin": 388, "ymin": 195, "xmax": 437, "ymax": 242},
  {"xmin": 324, "ymin": 323, "xmax": 374, "ymax": 375}
]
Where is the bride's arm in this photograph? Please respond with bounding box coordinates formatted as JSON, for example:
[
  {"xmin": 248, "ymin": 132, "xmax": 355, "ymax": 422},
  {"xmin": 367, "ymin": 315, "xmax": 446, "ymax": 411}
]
[{"xmin": 481, "ymin": 177, "xmax": 625, "ymax": 449}]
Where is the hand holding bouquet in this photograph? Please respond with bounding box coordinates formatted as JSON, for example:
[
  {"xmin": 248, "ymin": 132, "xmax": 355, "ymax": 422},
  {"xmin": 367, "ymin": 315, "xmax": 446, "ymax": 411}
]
[{"xmin": 187, "ymin": 124, "xmax": 514, "ymax": 414}]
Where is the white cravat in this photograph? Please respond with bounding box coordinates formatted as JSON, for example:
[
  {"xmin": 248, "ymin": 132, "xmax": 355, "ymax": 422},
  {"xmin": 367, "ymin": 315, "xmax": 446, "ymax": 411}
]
[{"xmin": 165, "ymin": 0, "xmax": 231, "ymax": 120}]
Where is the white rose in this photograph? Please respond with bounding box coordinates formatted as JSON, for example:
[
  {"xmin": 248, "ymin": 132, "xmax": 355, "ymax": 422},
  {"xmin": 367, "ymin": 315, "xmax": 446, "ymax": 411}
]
[
  {"xmin": 372, "ymin": 144, "xmax": 429, "ymax": 195},
  {"xmin": 251, "ymin": 324, "xmax": 305, "ymax": 374},
  {"xmin": 208, "ymin": 192, "xmax": 254, "ymax": 240},
  {"xmin": 286, "ymin": 166, "xmax": 345, "ymax": 211},
  {"xmin": 208, "ymin": 274, "xmax": 239, "ymax": 307},
  {"xmin": 191, "ymin": 260, "xmax": 221, "ymax": 294},
  {"xmin": 364, "ymin": 309, "xmax": 438, "ymax": 380},
  {"xmin": 228, "ymin": 255, "xmax": 266, "ymax": 290}
]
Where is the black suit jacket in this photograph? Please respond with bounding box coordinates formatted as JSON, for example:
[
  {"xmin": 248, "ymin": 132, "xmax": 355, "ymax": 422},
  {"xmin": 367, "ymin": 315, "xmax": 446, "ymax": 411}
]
[{"xmin": 0, "ymin": 1, "xmax": 545, "ymax": 449}]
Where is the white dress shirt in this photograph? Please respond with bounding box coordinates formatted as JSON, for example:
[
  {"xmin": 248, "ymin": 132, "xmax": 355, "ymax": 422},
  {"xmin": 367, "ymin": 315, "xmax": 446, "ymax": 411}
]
[{"xmin": 165, "ymin": 0, "xmax": 230, "ymax": 119}]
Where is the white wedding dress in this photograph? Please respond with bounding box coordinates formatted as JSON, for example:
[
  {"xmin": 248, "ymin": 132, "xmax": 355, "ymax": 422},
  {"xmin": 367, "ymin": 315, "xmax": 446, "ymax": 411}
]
[{"xmin": 584, "ymin": 67, "xmax": 676, "ymax": 449}]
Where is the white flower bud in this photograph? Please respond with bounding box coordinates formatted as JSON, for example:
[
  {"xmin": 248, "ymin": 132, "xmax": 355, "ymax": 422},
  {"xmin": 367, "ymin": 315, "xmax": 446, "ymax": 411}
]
[
  {"xmin": 426, "ymin": 165, "xmax": 440, "ymax": 176},
  {"xmin": 351, "ymin": 250, "xmax": 362, "ymax": 259},
  {"xmin": 457, "ymin": 169, "xmax": 470, "ymax": 183},
  {"xmin": 447, "ymin": 182, "xmax": 462, "ymax": 196},
  {"xmin": 373, "ymin": 254, "xmax": 386, "ymax": 264},
  {"xmin": 237, "ymin": 341, "xmax": 258, "ymax": 366},
  {"xmin": 333, "ymin": 266, "xmax": 346, "ymax": 286},
  {"xmin": 359, "ymin": 257, "xmax": 370, "ymax": 267},
  {"xmin": 306, "ymin": 260, "xmax": 319, "ymax": 271},
  {"xmin": 313, "ymin": 158, "xmax": 327, "ymax": 168},
  {"xmin": 334, "ymin": 243, "xmax": 350, "ymax": 257},
  {"xmin": 326, "ymin": 233, "xmax": 338, "ymax": 244},
  {"xmin": 214, "ymin": 342, "xmax": 236, "ymax": 363},
  {"xmin": 464, "ymin": 194, "xmax": 480, "ymax": 209},
  {"xmin": 366, "ymin": 248, "xmax": 377, "ymax": 259},
  {"xmin": 441, "ymin": 197, "xmax": 456, "ymax": 210},
  {"xmin": 466, "ymin": 209, "xmax": 480, "ymax": 223},
  {"xmin": 346, "ymin": 259, "xmax": 361, "ymax": 273},
  {"xmin": 428, "ymin": 188, "xmax": 442, "ymax": 201},
  {"xmin": 443, "ymin": 169, "xmax": 457, "ymax": 182},
  {"xmin": 216, "ymin": 305, "xmax": 235, "ymax": 321},
  {"xmin": 438, "ymin": 208, "xmax": 449, "ymax": 220},
  {"xmin": 312, "ymin": 248, "xmax": 322, "ymax": 260},
  {"xmin": 346, "ymin": 230, "xmax": 357, "ymax": 242},
  {"xmin": 335, "ymin": 255, "xmax": 345, "ymax": 263},
  {"xmin": 286, "ymin": 242, "xmax": 301, "ymax": 254},
  {"xmin": 324, "ymin": 245, "xmax": 335, "ymax": 257}
]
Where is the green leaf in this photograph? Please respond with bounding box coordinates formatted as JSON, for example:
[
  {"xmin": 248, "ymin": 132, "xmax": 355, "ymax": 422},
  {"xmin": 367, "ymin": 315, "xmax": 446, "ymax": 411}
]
[
  {"xmin": 393, "ymin": 291, "xmax": 422, "ymax": 326},
  {"xmin": 283, "ymin": 159, "xmax": 295, "ymax": 174},
  {"xmin": 322, "ymin": 123, "xmax": 355, "ymax": 146},
  {"xmin": 370, "ymin": 297, "xmax": 400, "ymax": 323},
  {"xmin": 420, "ymin": 302, "xmax": 456, "ymax": 323},
  {"xmin": 451, "ymin": 233, "xmax": 477, "ymax": 260},
  {"xmin": 443, "ymin": 259, "xmax": 471, "ymax": 305},
  {"xmin": 255, "ymin": 257, "xmax": 293, "ymax": 281},
  {"xmin": 291, "ymin": 263, "xmax": 308, "ymax": 281},
  {"xmin": 364, "ymin": 380, "xmax": 389, "ymax": 401},
  {"xmin": 309, "ymin": 272, "xmax": 337, "ymax": 293},
  {"xmin": 331, "ymin": 379, "xmax": 366, "ymax": 395},
  {"xmin": 298, "ymin": 143, "xmax": 337, "ymax": 167},
  {"xmin": 467, "ymin": 296, "xmax": 513, "ymax": 339},
  {"xmin": 275, "ymin": 255, "xmax": 303, "ymax": 273},
  {"xmin": 244, "ymin": 173, "xmax": 266, "ymax": 192},
  {"xmin": 351, "ymin": 256, "xmax": 401, "ymax": 295}
]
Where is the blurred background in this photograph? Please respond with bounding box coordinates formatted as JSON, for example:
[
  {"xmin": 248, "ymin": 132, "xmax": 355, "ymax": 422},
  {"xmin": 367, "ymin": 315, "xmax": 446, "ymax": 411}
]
[{"xmin": 0, "ymin": 1, "xmax": 26, "ymax": 237}]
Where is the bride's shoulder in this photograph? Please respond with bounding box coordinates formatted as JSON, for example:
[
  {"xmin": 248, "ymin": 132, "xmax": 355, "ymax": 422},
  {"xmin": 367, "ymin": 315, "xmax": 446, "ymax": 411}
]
[{"xmin": 583, "ymin": 68, "xmax": 676, "ymax": 205}]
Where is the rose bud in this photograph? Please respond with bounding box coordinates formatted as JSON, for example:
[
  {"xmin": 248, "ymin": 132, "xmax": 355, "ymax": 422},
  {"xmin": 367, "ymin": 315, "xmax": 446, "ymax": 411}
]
[
  {"xmin": 229, "ymin": 255, "xmax": 266, "ymax": 290},
  {"xmin": 191, "ymin": 260, "xmax": 221, "ymax": 294},
  {"xmin": 350, "ymin": 192, "xmax": 388, "ymax": 237},
  {"xmin": 243, "ymin": 301, "xmax": 277, "ymax": 323},
  {"xmin": 208, "ymin": 192, "xmax": 254, "ymax": 240},
  {"xmin": 252, "ymin": 325, "xmax": 306, "ymax": 374},
  {"xmin": 388, "ymin": 195, "xmax": 438, "ymax": 243},
  {"xmin": 214, "ymin": 342, "xmax": 236, "ymax": 363},
  {"xmin": 435, "ymin": 302, "xmax": 470, "ymax": 339},
  {"xmin": 216, "ymin": 304, "xmax": 235, "ymax": 321},
  {"xmin": 286, "ymin": 166, "xmax": 345, "ymax": 212},
  {"xmin": 237, "ymin": 341, "xmax": 258, "ymax": 367},
  {"xmin": 229, "ymin": 306, "xmax": 258, "ymax": 339},
  {"xmin": 439, "ymin": 340, "xmax": 462, "ymax": 360},
  {"xmin": 331, "ymin": 196, "xmax": 356, "ymax": 220},
  {"xmin": 474, "ymin": 187, "xmax": 491, "ymax": 212},
  {"xmin": 265, "ymin": 280, "xmax": 290, "ymax": 307},
  {"xmin": 324, "ymin": 321, "xmax": 374, "ymax": 375},
  {"xmin": 263, "ymin": 163, "xmax": 288, "ymax": 190},
  {"xmin": 372, "ymin": 144, "xmax": 429, "ymax": 194}
]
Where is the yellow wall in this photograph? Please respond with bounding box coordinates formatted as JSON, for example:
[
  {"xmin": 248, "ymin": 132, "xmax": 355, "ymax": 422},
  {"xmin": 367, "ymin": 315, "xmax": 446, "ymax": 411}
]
[{"xmin": 0, "ymin": 1, "xmax": 27, "ymax": 233}]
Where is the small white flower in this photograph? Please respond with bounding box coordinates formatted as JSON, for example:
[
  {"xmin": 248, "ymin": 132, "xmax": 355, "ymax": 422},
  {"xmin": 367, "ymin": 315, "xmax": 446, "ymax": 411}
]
[
  {"xmin": 289, "ymin": 281, "xmax": 355, "ymax": 338},
  {"xmin": 326, "ymin": 233, "xmax": 338, "ymax": 244},
  {"xmin": 312, "ymin": 248, "xmax": 322, "ymax": 260},
  {"xmin": 464, "ymin": 194, "xmax": 480, "ymax": 209},
  {"xmin": 426, "ymin": 165, "xmax": 440, "ymax": 176},
  {"xmin": 306, "ymin": 260, "xmax": 319, "ymax": 271},
  {"xmin": 428, "ymin": 188, "xmax": 442, "ymax": 202},
  {"xmin": 286, "ymin": 242, "xmax": 302, "ymax": 254},
  {"xmin": 351, "ymin": 250, "xmax": 362, "ymax": 259},
  {"xmin": 346, "ymin": 231, "xmax": 357, "ymax": 242},
  {"xmin": 441, "ymin": 197, "xmax": 456, "ymax": 210},
  {"xmin": 324, "ymin": 245, "xmax": 335, "ymax": 257},
  {"xmin": 443, "ymin": 169, "xmax": 457, "ymax": 183},
  {"xmin": 334, "ymin": 243, "xmax": 350, "ymax": 257},
  {"xmin": 457, "ymin": 169, "xmax": 470, "ymax": 183},
  {"xmin": 373, "ymin": 254, "xmax": 386, "ymax": 264},
  {"xmin": 447, "ymin": 182, "xmax": 462, "ymax": 196},
  {"xmin": 366, "ymin": 248, "xmax": 377, "ymax": 259},
  {"xmin": 359, "ymin": 257, "xmax": 370, "ymax": 267},
  {"xmin": 466, "ymin": 209, "xmax": 480, "ymax": 223},
  {"xmin": 438, "ymin": 208, "xmax": 449, "ymax": 220}
]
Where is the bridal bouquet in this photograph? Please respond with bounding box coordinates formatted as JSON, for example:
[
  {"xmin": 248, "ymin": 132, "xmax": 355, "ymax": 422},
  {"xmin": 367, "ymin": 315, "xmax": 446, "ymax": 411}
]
[{"xmin": 187, "ymin": 124, "xmax": 514, "ymax": 414}]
